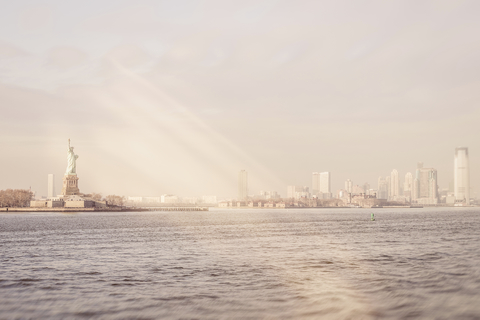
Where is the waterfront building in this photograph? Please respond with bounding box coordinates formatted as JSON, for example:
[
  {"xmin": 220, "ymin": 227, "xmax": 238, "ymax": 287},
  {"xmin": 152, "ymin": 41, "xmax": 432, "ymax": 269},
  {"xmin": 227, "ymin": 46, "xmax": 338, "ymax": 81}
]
[
  {"xmin": 413, "ymin": 178, "xmax": 419, "ymax": 201},
  {"xmin": 416, "ymin": 163, "xmax": 428, "ymax": 198},
  {"xmin": 318, "ymin": 192, "xmax": 332, "ymax": 199},
  {"xmin": 337, "ymin": 189, "xmax": 348, "ymax": 199},
  {"xmin": 429, "ymin": 175, "xmax": 438, "ymax": 200},
  {"xmin": 366, "ymin": 188, "xmax": 377, "ymax": 197},
  {"xmin": 182, "ymin": 197, "xmax": 198, "ymax": 204},
  {"xmin": 47, "ymin": 174, "xmax": 55, "ymax": 199},
  {"xmin": 257, "ymin": 191, "xmax": 279, "ymax": 200},
  {"xmin": 287, "ymin": 186, "xmax": 310, "ymax": 199},
  {"xmin": 201, "ymin": 195, "xmax": 217, "ymax": 204},
  {"xmin": 266, "ymin": 191, "xmax": 279, "ymax": 199},
  {"xmin": 143, "ymin": 197, "xmax": 162, "ymax": 203},
  {"xmin": 312, "ymin": 172, "xmax": 320, "ymax": 195},
  {"xmin": 377, "ymin": 176, "xmax": 388, "ymax": 200},
  {"xmin": 127, "ymin": 196, "xmax": 143, "ymax": 203},
  {"xmin": 446, "ymin": 194, "xmax": 456, "ymax": 205},
  {"xmin": 161, "ymin": 194, "xmax": 179, "ymax": 203},
  {"xmin": 414, "ymin": 163, "xmax": 438, "ymax": 204},
  {"xmin": 353, "ymin": 185, "xmax": 365, "ymax": 195},
  {"xmin": 319, "ymin": 172, "xmax": 331, "ymax": 194},
  {"xmin": 454, "ymin": 147, "xmax": 470, "ymax": 203},
  {"xmin": 364, "ymin": 183, "xmax": 370, "ymax": 193},
  {"xmin": 126, "ymin": 196, "xmax": 162, "ymax": 204},
  {"xmin": 345, "ymin": 179, "xmax": 353, "ymax": 193},
  {"xmin": 238, "ymin": 170, "xmax": 248, "ymax": 200},
  {"xmin": 390, "ymin": 169, "xmax": 399, "ymax": 200},
  {"xmin": 404, "ymin": 172, "xmax": 413, "ymax": 200}
]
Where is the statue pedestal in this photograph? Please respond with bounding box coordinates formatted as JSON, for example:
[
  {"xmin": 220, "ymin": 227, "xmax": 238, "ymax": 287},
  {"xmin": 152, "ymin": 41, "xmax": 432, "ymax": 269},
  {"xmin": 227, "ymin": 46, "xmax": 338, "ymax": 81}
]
[{"xmin": 62, "ymin": 174, "xmax": 80, "ymax": 196}]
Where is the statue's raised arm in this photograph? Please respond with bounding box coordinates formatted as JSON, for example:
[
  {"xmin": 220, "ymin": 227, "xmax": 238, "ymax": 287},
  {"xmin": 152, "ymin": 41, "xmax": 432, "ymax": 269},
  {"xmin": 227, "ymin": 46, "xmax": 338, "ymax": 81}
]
[{"xmin": 65, "ymin": 139, "xmax": 79, "ymax": 175}]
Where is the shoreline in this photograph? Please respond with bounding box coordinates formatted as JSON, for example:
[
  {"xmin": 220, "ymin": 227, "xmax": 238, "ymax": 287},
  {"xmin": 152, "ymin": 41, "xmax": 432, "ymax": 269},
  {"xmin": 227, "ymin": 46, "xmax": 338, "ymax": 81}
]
[
  {"xmin": 1, "ymin": 206, "xmax": 476, "ymax": 213},
  {"xmin": 0, "ymin": 207, "xmax": 209, "ymax": 213}
]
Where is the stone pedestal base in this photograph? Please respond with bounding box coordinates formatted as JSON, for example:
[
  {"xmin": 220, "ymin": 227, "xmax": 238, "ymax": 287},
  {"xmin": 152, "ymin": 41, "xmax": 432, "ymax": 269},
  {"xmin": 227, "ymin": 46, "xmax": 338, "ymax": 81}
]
[{"xmin": 62, "ymin": 174, "xmax": 80, "ymax": 196}]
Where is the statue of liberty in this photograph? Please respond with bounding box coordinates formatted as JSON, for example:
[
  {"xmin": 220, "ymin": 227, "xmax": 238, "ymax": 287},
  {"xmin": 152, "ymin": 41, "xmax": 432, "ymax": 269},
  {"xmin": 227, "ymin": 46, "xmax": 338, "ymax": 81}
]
[{"xmin": 65, "ymin": 139, "xmax": 79, "ymax": 175}]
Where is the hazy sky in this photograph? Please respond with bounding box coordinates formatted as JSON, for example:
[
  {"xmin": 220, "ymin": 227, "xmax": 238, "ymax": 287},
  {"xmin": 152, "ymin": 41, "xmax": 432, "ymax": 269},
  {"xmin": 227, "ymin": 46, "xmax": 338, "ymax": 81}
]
[{"xmin": 1, "ymin": 0, "xmax": 479, "ymax": 198}]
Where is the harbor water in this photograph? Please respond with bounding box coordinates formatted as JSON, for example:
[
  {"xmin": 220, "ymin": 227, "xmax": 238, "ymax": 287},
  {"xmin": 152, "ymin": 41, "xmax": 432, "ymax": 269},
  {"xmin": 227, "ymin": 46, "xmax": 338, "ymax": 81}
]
[{"xmin": 1, "ymin": 208, "xmax": 480, "ymax": 319}]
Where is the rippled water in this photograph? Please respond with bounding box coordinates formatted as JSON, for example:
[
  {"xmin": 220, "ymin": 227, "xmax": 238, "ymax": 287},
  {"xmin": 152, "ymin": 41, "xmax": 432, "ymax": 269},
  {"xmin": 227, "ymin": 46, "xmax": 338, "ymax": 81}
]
[{"xmin": 1, "ymin": 208, "xmax": 480, "ymax": 319}]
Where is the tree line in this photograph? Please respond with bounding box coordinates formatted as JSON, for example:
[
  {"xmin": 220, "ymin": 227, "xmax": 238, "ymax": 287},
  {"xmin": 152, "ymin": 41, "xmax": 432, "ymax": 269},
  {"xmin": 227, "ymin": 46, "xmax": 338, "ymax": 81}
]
[{"xmin": 0, "ymin": 189, "xmax": 34, "ymax": 207}]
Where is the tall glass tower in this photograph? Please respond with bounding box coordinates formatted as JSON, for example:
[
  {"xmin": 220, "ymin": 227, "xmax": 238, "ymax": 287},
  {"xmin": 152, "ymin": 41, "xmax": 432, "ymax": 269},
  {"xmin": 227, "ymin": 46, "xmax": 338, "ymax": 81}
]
[
  {"xmin": 454, "ymin": 147, "xmax": 469, "ymax": 203},
  {"xmin": 319, "ymin": 172, "xmax": 331, "ymax": 194},
  {"xmin": 390, "ymin": 169, "xmax": 399, "ymax": 199},
  {"xmin": 404, "ymin": 172, "xmax": 413, "ymax": 197},
  {"xmin": 345, "ymin": 179, "xmax": 353, "ymax": 193}
]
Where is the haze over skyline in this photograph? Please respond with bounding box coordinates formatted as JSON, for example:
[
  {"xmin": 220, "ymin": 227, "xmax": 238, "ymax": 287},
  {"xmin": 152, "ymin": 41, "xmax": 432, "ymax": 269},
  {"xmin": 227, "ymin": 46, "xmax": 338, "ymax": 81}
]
[{"xmin": 1, "ymin": 0, "xmax": 479, "ymax": 198}]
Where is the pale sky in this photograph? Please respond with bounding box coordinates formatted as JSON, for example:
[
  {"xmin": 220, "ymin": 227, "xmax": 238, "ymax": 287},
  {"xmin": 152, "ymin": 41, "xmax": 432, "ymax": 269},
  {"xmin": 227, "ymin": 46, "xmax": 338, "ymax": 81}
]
[{"xmin": 1, "ymin": 0, "xmax": 479, "ymax": 198}]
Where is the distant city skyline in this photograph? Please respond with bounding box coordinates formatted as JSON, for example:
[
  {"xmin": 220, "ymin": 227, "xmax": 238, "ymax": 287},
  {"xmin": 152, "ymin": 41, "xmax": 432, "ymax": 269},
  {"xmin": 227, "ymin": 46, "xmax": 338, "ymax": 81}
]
[
  {"xmin": 30, "ymin": 142, "xmax": 476, "ymax": 204},
  {"xmin": 278, "ymin": 147, "xmax": 472, "ymax": 204}
]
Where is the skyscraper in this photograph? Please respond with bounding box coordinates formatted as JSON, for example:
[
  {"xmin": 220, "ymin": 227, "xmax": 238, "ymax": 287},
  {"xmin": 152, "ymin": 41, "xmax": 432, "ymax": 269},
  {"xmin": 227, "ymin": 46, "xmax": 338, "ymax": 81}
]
[
  {"xmin": 428, "ymin": 171, "xmax": 438, "ymax": 200},
  {"xmin": 377, "ymin": 176, "xmax": 388, "ymax": 200},
  {"xmin": 390, "ymin": 169, "xmax": 399, "ymax": 200},
  {"xmin": 416, "ymin": 165, "xmax": 430, "ymax": 198},
  {"xmin": 238, "ymin": 170, "xmax": 248, "ymax": 200},
  {"xmin": 404, "ymin": 172, "xmax": 413, "ymax": 199},
  {"xmin": 47, "ymin": 174, "xmax": 55, "ymax": 199},
  {"xmin": 414, "ymin": 164, "xmax": 438, "ymax": 204},
  {"xmin": 312, "ymin": 172, "xmax": 320, "ymax": 195},
  {"xmin": 319, "ymin": 172, "xmax": 331, "ymax": 194},
  {"xmin": 413, "ymin": 178, "xmax": 419, "ymax": 201},
  {"xmin": 454, "ymin": 147, "xmax": 470, "ymax": 203},
  {"xmin": 345, "ymin": 179, "xmax": 353, "ymax": 193},
  {"xmin": 312, "ymin": 172, "xmax": 331, "ymax": 198}
]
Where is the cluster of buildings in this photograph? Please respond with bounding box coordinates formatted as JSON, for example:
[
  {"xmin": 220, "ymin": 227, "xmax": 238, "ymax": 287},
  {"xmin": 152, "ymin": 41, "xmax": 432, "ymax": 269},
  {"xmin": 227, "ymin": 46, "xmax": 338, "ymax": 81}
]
[
  {"xmin": 374, "ymin": 164, "xmax": 439, "ymax": 204},
  {"xmin": 373, "ymin": 147, "xmax": 470, "ymax": 205},
  {"xmin": 231, "ymin": 147, "xmax": 474, "ymax": 207},
  {"xmin": 125, "ymin": 195, "xmax": 217, "ymax": 206},
  {"xmin": 33, "ymin": 143, "xmax": 473, "ymax": 209}
]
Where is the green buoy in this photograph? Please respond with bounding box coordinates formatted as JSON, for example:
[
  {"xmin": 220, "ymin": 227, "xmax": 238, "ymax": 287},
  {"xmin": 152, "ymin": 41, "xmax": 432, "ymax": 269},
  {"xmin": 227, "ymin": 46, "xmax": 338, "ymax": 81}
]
[{"xmin": 371, "ymin": 213, "xmax": 375, "ymax": 221}]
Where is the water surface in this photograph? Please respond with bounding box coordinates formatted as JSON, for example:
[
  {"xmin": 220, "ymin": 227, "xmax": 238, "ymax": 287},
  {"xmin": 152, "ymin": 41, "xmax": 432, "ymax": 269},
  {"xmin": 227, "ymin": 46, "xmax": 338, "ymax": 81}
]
[{"xmin": 1, "ymin": 208, "xmax": 479, "ymax": 319}]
